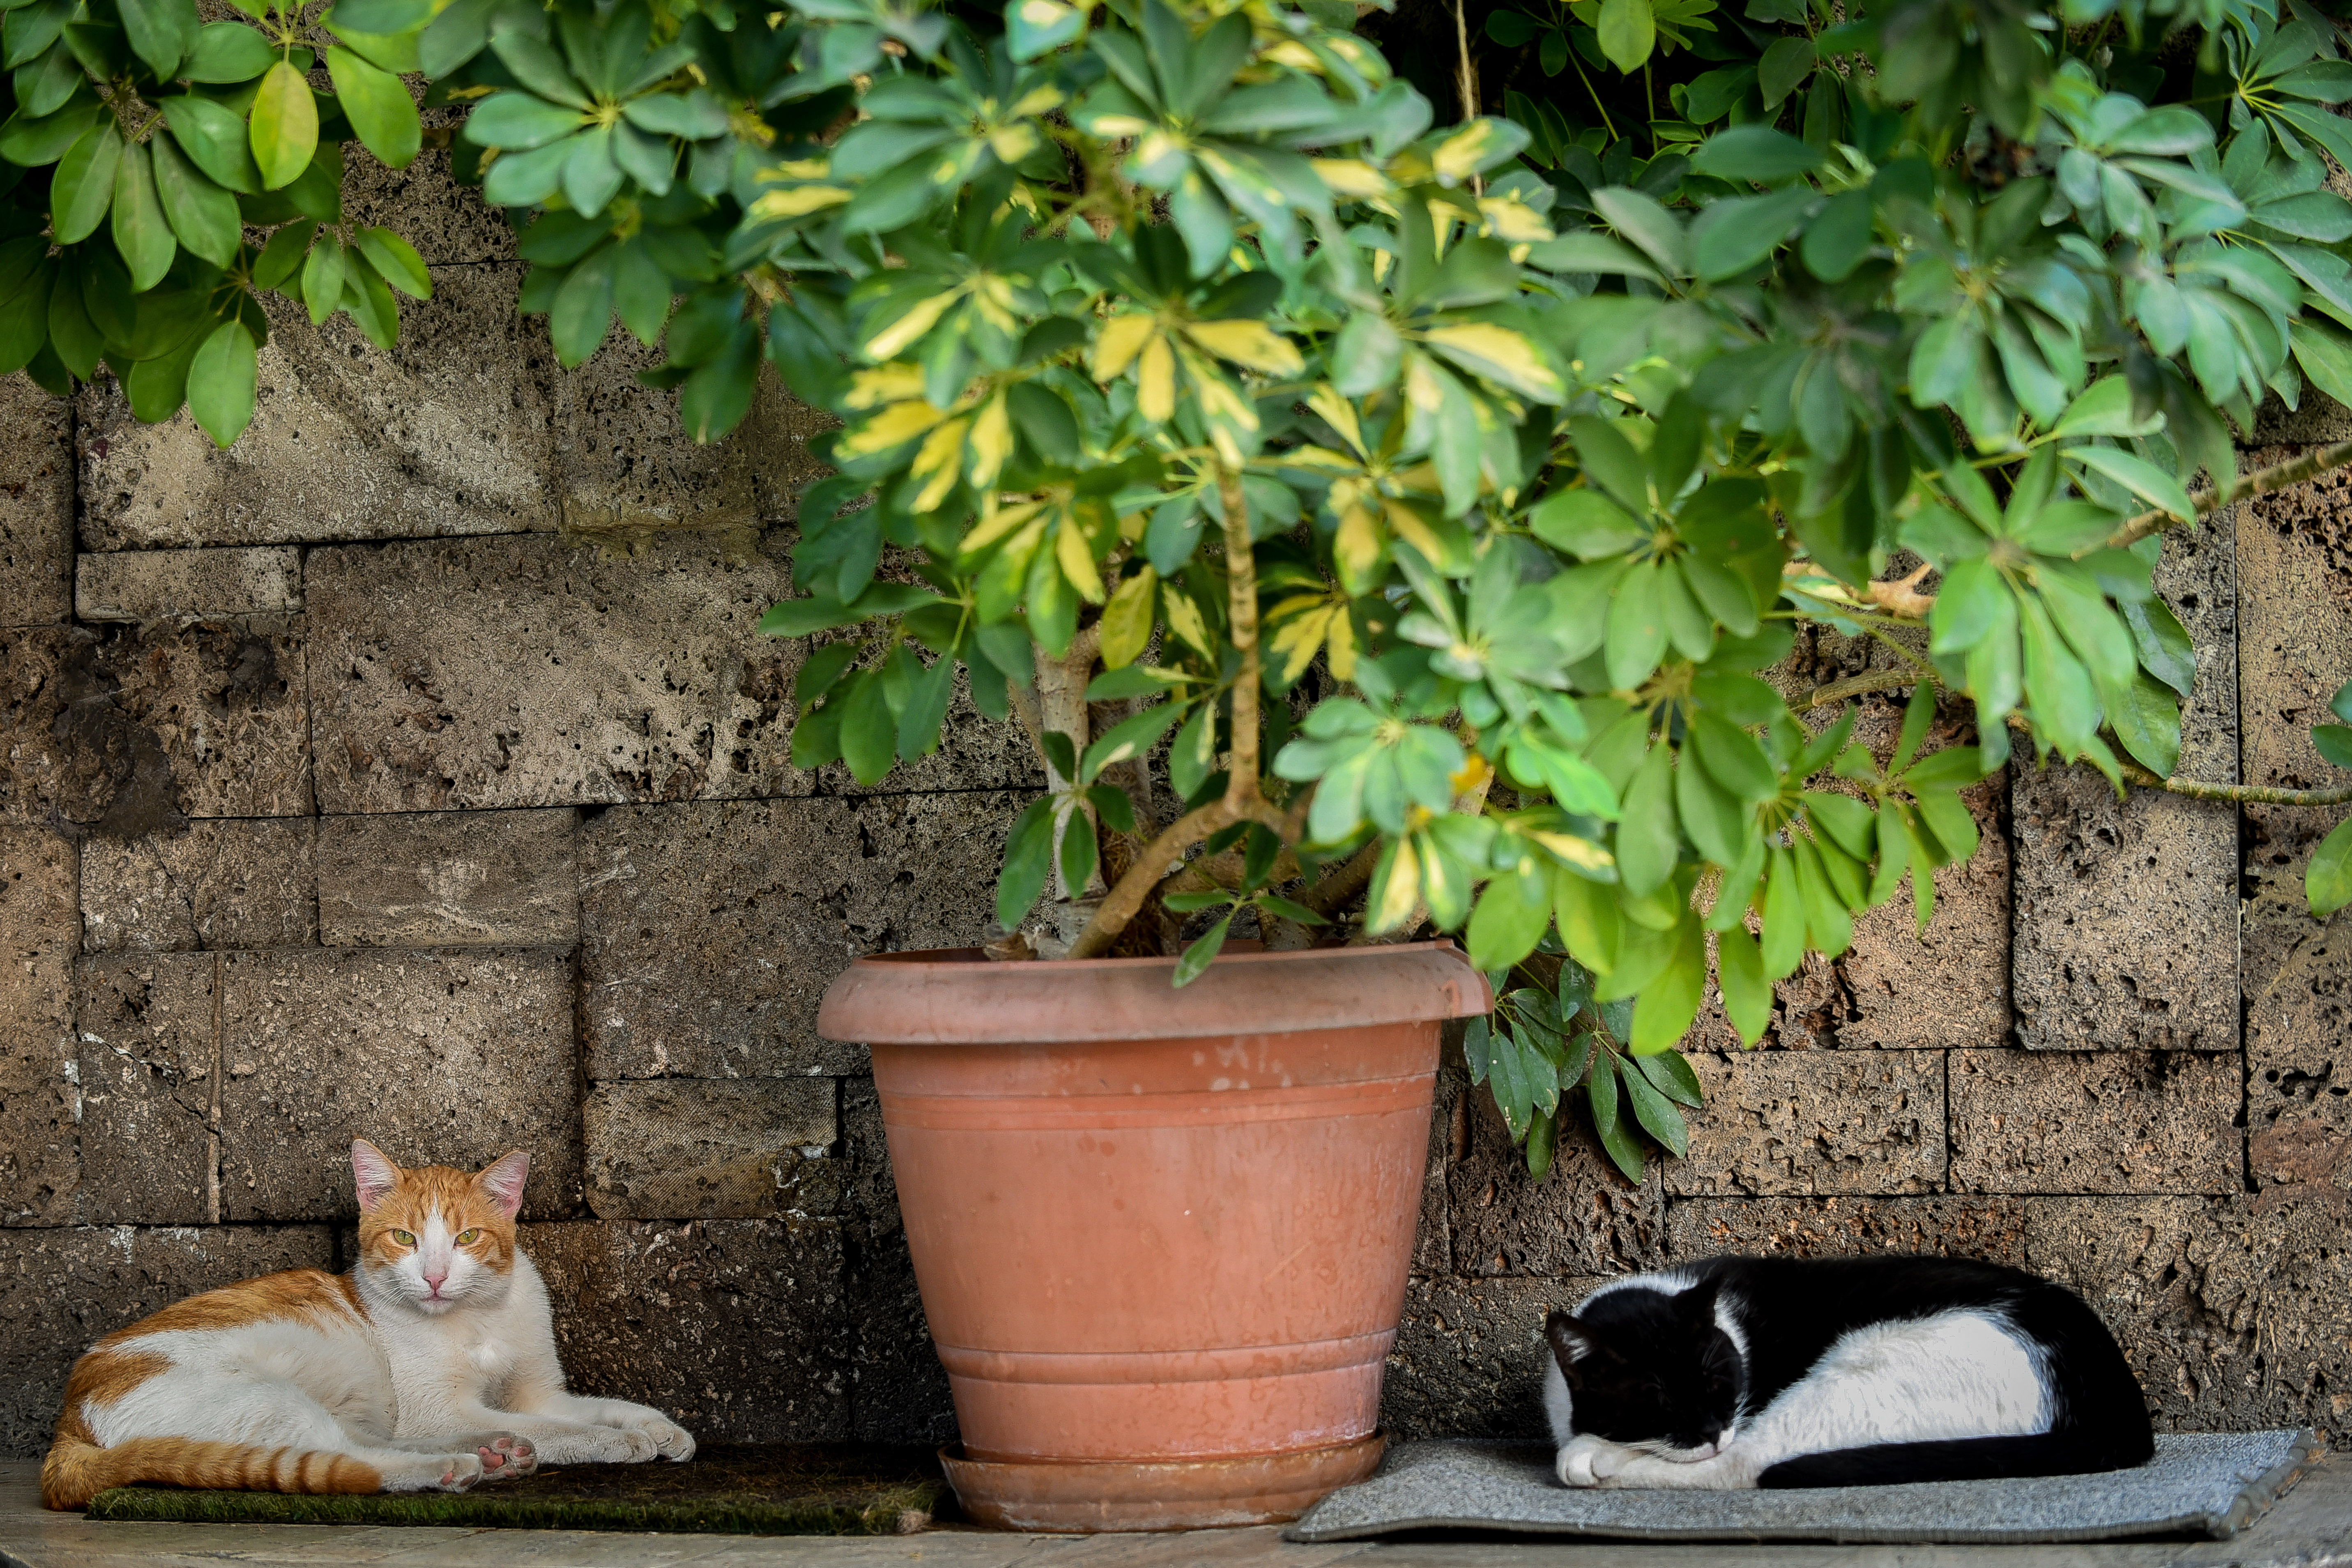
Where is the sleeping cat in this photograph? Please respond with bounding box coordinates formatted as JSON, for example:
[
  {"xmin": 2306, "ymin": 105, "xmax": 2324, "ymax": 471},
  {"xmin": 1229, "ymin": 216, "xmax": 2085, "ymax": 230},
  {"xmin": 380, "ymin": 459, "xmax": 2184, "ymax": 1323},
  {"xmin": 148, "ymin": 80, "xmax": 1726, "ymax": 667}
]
[
  {"xmin": 43, "ymin": 1140, "xmax": 694, "ymax": 1510},
  {"xmin": 1544, "ymin": 1255, "xmax": 2153, "ymax": 1490}
]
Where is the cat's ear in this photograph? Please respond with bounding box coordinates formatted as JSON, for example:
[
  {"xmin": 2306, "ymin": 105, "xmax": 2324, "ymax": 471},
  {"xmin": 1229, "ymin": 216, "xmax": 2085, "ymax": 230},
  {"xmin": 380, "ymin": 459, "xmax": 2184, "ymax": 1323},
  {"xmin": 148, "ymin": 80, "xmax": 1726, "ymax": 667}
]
[
  {"xmin": 1547, "ymin": 1309, "xmax": 1598, "ymax": 1385},
  {"xmin": 352, "ymin": 1140, "xmax": 401, "ymax": 1211},
  {"xmin": 477, "ymin": 1150, "xmax": 530, "ymax": 1219}
]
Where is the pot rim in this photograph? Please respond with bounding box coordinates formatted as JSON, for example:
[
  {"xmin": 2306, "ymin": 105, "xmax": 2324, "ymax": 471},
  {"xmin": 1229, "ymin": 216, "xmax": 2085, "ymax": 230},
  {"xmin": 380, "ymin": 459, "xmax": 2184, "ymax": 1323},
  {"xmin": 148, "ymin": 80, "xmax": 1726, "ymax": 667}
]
[{"xmin": 817, "ymin": 939, "xmax": 1492, "ymax": 1045}]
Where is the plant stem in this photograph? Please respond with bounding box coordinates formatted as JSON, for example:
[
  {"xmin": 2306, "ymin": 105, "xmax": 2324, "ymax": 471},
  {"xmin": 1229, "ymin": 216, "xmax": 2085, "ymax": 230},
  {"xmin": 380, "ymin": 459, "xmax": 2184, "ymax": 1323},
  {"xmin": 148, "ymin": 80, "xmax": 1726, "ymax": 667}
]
[{"xmin": 1065, "ymin": 471, "xmax": 1270, "ymax": 960}]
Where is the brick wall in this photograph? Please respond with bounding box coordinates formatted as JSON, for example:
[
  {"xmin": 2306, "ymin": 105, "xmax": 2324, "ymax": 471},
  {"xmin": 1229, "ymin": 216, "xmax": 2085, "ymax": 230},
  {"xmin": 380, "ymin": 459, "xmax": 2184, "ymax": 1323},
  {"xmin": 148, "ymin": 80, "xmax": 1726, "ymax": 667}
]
[{"xmin": 2, "ymin": 150, "xmax": 2348, "ymax": 1457}]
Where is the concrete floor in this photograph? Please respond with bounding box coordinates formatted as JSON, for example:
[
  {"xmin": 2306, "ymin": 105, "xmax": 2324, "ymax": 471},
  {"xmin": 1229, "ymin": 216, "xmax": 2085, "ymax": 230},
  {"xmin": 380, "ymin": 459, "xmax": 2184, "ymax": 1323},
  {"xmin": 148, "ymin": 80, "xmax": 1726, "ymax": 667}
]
[{"xmin": 2, "ymin": 1460, "xmax": 2348, "ymax": 1568}]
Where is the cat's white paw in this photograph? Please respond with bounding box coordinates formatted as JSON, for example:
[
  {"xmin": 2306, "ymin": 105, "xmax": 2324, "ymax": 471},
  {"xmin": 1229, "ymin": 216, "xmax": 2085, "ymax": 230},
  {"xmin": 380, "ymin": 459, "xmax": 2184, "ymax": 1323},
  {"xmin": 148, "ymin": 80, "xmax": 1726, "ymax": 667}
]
[
  {"xmin": 474, "ymin": 1434, "xmax": 537, "ymax": 1481},
  {"xmin": 432, "ymin": 1453, "xmax": 484, "ymax": 1492},
  {"xmin": 1554, "ymin": 1434, "xmax": 1609, "ymax": 1487},
  {"xmin": 627, "ymin": 1415, "xmax": 694, "ymax": 1461}
]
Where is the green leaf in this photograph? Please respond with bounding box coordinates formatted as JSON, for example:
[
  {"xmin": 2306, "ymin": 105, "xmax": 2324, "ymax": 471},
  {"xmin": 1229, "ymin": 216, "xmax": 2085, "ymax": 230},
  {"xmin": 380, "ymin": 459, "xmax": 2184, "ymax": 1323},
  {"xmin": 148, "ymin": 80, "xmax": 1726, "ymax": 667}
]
[
  {"xmin": 2107, "ymin": 669, "xmax": 2182, "ymax": 779},
  {"xmin": 1715, "ymin": 922, "xmax": 1769, "ymax": 1045},
  {"xmin": 1689, "ymin": 126, "xmax": 1824, "ymax": 184},
  {"xmin": 838, "ymin": 668, "xmax": 897, "ymax": 784},
  {"xmin": 302, "ymin": 231, "xmax": 346, "ymax": 326},
  {"xmin": 249, "ymin": 59, "xmax": 319, "ymax": 190},
  {"xmin": 1530, "ymin": 489, "xmax": 1646, "ymax": 559},
  {"xmin": 329, "ymin": 46, "xmax": 421, "ymax": 170},
  {"xmin": 2314, "ymin": 723, "xmax": 2352, "ymax": 772},
  {"xmin": 1618, "ymin": 1053, "xmax": 1688, "ymax": 1154},
  {"xmin": 1690, "ymin": 185, "xmax": 1814, "ymax": 281},
  {"xmin": 1628, "ymin": 914, "xmax": 1704, "ymax": 1053},
  {"xmin": 2065, "ymin": 446, "xmax": 2193, "ymax": 525},
  {"xmin": 116, "ymin": 0, "xmax": 195, "ymax": 81},
  {"xmin": 1800, "ymin": 189, "xmax": 1872, "ymax": 282},
  {"xmin": 185, "ymin": 318, "xmax": 258, "ymax": 447},
  {"xmin": 1595, "ymin": 0, "xmax": 1652, "ymax": 73},
  {"xmin": 149, "ymin": 131, "xmax": 241, "ymax": 268},
  {"xmin": 185, "ymin": 20, "xmax": 272, "ymax": 81},
  {"xmin": 0, "ymin": 253, "xmax": 54, "ymax": 377},
  {"xmin": 2308, "ymin": 815, "xmax": 2352, "ymax": 918},
  {"xmin": 1634, "ymin": 1048, "xmax": 1704, "ymax": 1106},
  {"xmin": 995, "ymin": 796, "xmax": 1056, "ymax": 929},
  {"xmin": 1079, "ymin": 701, "xmax": 1183, "ymax": 783},
  {"xmin": 1057, "ymin": 804, "xmax": 1098, "ymax": 893},
  {"xmin": 1172, "ymin": 913, "xmax": 1234, "ymax": 987},
  {"xmin": 352, "ymin": 226, "xmax": 429, "ymax": 300},
  {"xmin": 1605, "ymin": 559, "xmax": 1668, "ymax": 691},
  {"xmin": 1614, "ymin": 741, "xmax": 1678, "ymax": 898},
  {"xmin": 0, "ymin": 104, "xmax": 100, "ymax": 166},
  {"xmin": 110, "ymin": 140, "xmax": 177, "ymax": 292},
  {"xmin": 1588, "ymin": 1059, "xmax": 1645, "ymax": 1182},
  {"xmin": 1466, "ymin": 866, "xmax": 1552, "ymax": 973},
  {"xmin": 321, "ymin": 11, "xmax": 421, "ymax": 73},
  {"xmin": 550, "ymin": 246, "xmax": 613, "ymax": 366},
  {"xmin": 51, "ymin": 119, "xmax": 123, "ymax": 245},
  {"xmin": 1758, "ymin": 35, "xmax": 1814, "ymax": 110},
  {"xmin": 163, "ymin": 95, "xmax": 264, "ymax": 193}
]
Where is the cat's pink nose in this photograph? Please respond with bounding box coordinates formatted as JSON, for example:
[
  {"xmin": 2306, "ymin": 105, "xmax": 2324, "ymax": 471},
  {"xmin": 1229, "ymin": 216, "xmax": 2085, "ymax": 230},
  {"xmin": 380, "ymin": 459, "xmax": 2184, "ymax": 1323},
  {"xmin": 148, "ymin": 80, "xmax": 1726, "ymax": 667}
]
[{"xmin": 423, "ymin": 1271, "xmax": 447, "ymax": 1294}]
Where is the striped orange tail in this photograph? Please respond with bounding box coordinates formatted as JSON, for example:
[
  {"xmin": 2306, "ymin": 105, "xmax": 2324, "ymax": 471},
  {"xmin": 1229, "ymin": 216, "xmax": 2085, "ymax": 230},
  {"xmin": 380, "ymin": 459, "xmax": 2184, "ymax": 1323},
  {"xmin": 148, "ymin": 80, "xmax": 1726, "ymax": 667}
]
[{"xmin": 41, "ymin": 1434, "xmax": 382, "ymax": 1510}]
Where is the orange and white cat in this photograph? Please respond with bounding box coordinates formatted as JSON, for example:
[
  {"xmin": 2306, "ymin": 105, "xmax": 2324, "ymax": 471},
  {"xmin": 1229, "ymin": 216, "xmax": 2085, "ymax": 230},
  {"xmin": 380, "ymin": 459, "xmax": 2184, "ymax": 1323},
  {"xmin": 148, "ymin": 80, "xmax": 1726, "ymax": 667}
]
[{"xmin": 42, "ymin": 1140, "xmax": 694, "ymax": 1510}]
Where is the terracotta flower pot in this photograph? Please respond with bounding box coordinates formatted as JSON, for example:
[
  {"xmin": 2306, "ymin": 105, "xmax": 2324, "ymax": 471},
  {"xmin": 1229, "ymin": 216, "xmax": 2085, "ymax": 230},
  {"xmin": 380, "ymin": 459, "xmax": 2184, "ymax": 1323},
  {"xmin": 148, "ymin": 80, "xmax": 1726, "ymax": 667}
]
[{"xmin": 817, "ymin": 941, "xmax": 1490, "ymax": 1532}]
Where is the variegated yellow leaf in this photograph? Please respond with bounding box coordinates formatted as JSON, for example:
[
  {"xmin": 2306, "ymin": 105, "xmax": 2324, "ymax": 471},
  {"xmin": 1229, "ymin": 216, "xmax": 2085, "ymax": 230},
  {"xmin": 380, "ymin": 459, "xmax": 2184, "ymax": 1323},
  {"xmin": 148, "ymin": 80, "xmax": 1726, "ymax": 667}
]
[
  {"xmin": 1324, "ymin": 602, "xmax": 1358, "ymax": 680},
  {"xmin": 1163, "ymin": 588, "xmax": 1214, "ymax": 659},
  {"xmin": 961, "ymin": 498, "xmax": 1045, "ymax": 555},
  {"xmin": 1136, "ymin": 334, "xmax": 1177, "ymax": 424},
  {"xmin": 1332, "ymin": 493, "xmax": 1385, "ymax": 594},
  {"xmin": 911, "ymin": 417, "xmax": 970, "ymax": 511},
  {"xmin": 1091, "ymin": 313, "xmax": 1157, "ymax": 381},
  {"xmin": 1055, "ymin": 510, "xmax": 1107, "ymax": 603},
  {"xmin": 1420, "ymin": 323, "xmax": 1566, "ymax": 402},
  {"xmin": 1369, "ymin": 833, "xmax": 1422, "ymax": 932},
  {"xmin": 754, "ymin": 158, "xmax": 831, "ymax": 182},
  {"xmin": 1185, "ymin": 319, "xmax": 1305, "ymax": 377},
  {"xmin": 1007, "ymin": 83, "xmax": 1065, "ymax": 118},
  {"xmin": 1086, "ymin": 111, "xmax": 1153, "ymax": 136},
  {"xmin": 1430, "ymin": 120, "xmax": 1500, "ymax": 184},
  {"xmin": 1268, "ymin": 604, "xmax": 1335, "ymax": 683},
  {"xmin": 843, "ymin": 364, "xmax": 925, "ymax": 410},
  {"xmin": 1385, "ymin": 497, "xmax": 1448, "ymax": 562},
  {"xmin": 864, "ymin": 289, "xmax": 964, "ymax": 361},
  {"xmin": 1135, "ymin": 129, "xmax": 1189, "ymax": 168},
  {"xmin": 1098, "ymin": 565, "xmax": 1158, "ymax": 668},
  {"xmin": 1312, "ymin": 158, "xmax": 1391, "ymax": 199},
  {"xmin": 1477, "ymin": 195, "xmax": 1553, "ymax": 244},
  {"xmin": 990, "ymin": 124, "xmax": 1038, "ymax": 164},
  {"xmin": 967, "ymin": 395, "xmax": 1015, "ymax": 490},
  {"xmin": 1305, "ymin": 388, "xmax": 1366, "ymax": 456},
  {"xmin": 1259, "ymin": 39, "xmax": 1321, "ymax": 70},
  {"xmin": 1529, "ymin": 830, "xmax": 1616, "ymax": 874},
  {"xmin": 745, "ymin": 184, "xmax": 852, "ymax": 221},
  {"xmin": 838, "ymin": 398, "xmax": 950, "ymax": 458},
  {"xmin": 1403, "ymin": 352, "xmax": 1447, "ymax": 414}
]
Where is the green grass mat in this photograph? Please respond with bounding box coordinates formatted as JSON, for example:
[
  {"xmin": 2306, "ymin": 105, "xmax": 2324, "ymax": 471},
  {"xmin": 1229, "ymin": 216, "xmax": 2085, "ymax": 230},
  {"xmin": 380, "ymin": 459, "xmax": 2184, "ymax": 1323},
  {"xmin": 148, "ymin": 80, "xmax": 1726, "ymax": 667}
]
[{"xmin": 85, "ymin": 1442, "xmax": 949, "ymax": 1536}]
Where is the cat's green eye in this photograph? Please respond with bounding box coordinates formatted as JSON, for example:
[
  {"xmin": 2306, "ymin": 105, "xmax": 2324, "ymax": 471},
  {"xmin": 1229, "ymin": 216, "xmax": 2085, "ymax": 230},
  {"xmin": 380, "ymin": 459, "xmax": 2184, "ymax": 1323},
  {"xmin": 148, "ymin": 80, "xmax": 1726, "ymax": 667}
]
[
  {"xmin": 389, "ymin": 1230, "xmax": 415, "ymax": 1246},
  {"xmin": 455, "ymin": 1229, "xmax": 481, "ymax": 1246}
]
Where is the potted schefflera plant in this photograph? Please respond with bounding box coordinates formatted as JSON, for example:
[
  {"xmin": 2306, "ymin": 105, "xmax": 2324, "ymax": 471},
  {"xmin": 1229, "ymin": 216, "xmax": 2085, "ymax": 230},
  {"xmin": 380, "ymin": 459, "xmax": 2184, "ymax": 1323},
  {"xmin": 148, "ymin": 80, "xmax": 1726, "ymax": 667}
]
[{"xmin": 59, "ymin": 0, "xmax": 2352, "ymax": 1533}]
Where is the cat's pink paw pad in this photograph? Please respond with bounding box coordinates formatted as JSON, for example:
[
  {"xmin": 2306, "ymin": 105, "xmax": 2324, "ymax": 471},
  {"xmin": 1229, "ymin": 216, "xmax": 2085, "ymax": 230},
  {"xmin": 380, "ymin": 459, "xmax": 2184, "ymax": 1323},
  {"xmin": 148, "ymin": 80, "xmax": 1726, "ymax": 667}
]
[{"xmin": 477, "ymin": 1435, "xmax": 537, "ymax": 1478}]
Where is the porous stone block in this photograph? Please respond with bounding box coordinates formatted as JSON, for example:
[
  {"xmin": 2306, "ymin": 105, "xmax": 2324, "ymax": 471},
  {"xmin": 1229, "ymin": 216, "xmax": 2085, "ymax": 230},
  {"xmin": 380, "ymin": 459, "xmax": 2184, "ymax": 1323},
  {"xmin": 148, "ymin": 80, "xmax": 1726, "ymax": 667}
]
[
  {"xmin": 73, "ymin": 953, "xmax": 219, "ymax": 1224},
  {"xmin": 0, "ymin": 1224, "xmax": 334, "ymax": 1459},
  {"xmin": 553, "ymin": 342, "xmax": 831, "ymax": 552},
  {"xmin": 1664, "ymin": 1049, "xmax": 1946, "ymax": 1196},
  {"xmin": 5, "ymin": 623, "xmax": 311, "ymax": 829},
  {"xmin": 2235, "ymin": 455, "xmax": 2352, "ymax": 1193},
  {"xmin": 837, "ymin": 1078, "xmax": 954, "ymax": 1444},
  {"xmin": 0, "ymin": 828, "xmax": 79, "ymax": 1225},
  {"xmin": 2255, "ymin": 389, "xmax": 2352, "ymax": 444},
  {"xmin": 318, "ymin": 808, "xmax": 577, "ymax": 947},
  {"xmin": 584, "ymin": 1078, "xmax": 840, "ymax": 1220},
  {"xmin": 1664, "ymin": 1195, "xmax": 2031, "ymax": 1267},
  {"xmin": 342, "ymin": 144, "xmax": 517, "ymax": 267},
  {"xmin": 1444, "ymin": 1066, "xmax": 1668, "ymax": 1277},
  {"xmin": 76, "ymin": 269, "xmax": 562, "ymax": 551},
  {"xmin": 305, "ymin": 534, "xmax": 796, "ymax": 813},
  {"xmin": 216, "ymin": 948, "xmax": 580, "ymax": 1221},
  {"xmin": 0, "ymin": 378, "xmax": 73, "ymax": 628},
  {"xmin": 77, "ymin": 547, "xmax": 304, "ymax": 623},
  {"xmin": 579, "ymin": 792, "xmax": 1031, "ymax": 1080},
  {"xmin": 79, "ymin": 820, "xmax": 317, "ymax": 953},
  {"xmin": 1949, "ymin": 1049, "xmax": 2239, "ymax": 1194},
  {"xmin": 522, "ymin": 1217, "xmax": 850, "ymax": 1444},
  {"xmin": 2022, "ymin": 1195, "xmax": 2352, "ymax": 1436},
  {"xmin": 1384, "ymin": 1273, "xmax": 1597, "ymax": 1441},
  {"xmin": 2012, "ymin": 523, "xmax": 2238, "ymax": 1050}
]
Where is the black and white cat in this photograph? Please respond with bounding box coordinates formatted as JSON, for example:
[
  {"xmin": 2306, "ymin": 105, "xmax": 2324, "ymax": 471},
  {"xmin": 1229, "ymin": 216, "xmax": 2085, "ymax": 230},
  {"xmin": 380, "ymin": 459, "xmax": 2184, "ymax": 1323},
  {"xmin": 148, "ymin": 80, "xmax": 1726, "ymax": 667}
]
[{"xmin": 1543, "ymin": 1255, "xmax": 2154, "ymax": 1490}]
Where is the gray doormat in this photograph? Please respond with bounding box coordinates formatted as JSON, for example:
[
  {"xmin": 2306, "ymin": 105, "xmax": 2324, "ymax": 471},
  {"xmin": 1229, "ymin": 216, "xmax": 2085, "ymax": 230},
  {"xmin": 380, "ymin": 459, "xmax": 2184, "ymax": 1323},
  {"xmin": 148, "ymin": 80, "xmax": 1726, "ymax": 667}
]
[{"xmin": 1286, "ymin": 1431, "xmax": 2320, "ymax": 1545}]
